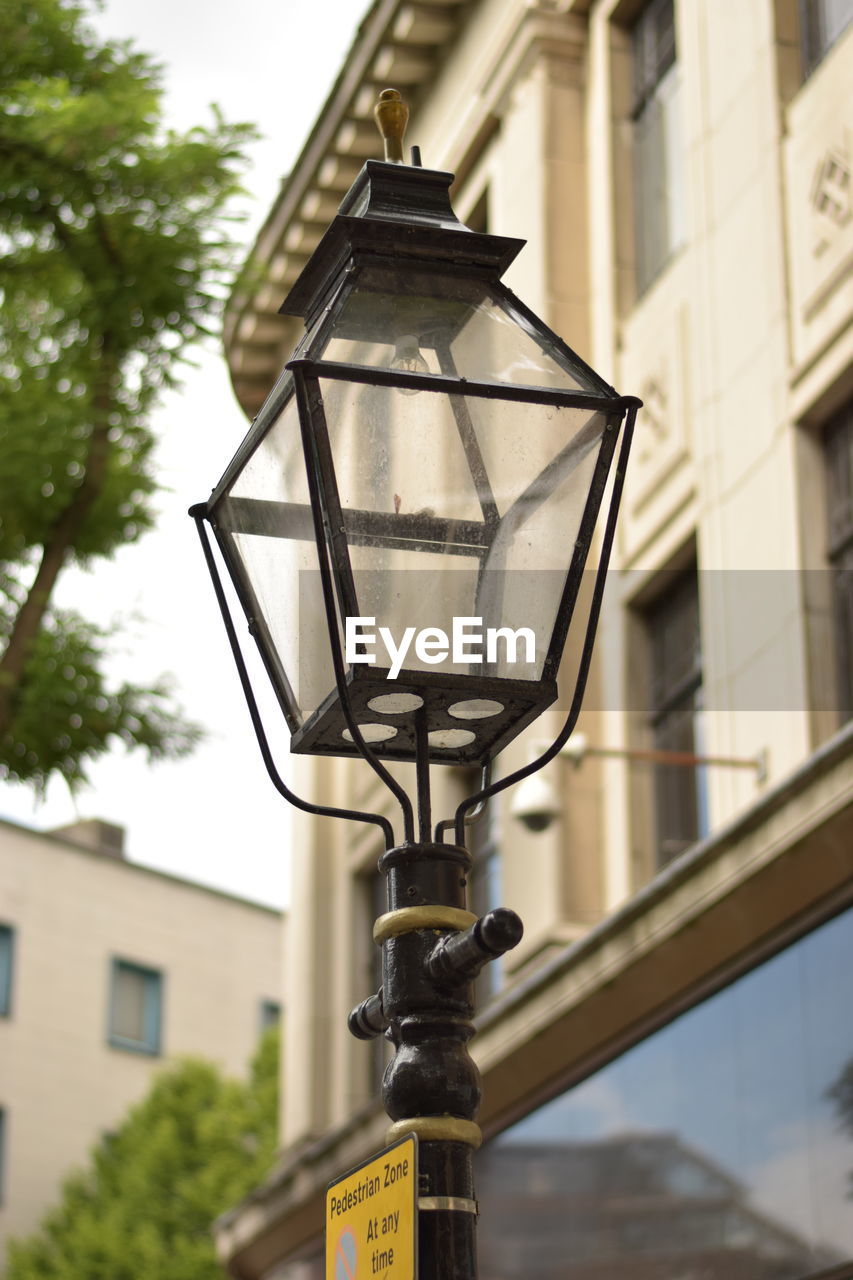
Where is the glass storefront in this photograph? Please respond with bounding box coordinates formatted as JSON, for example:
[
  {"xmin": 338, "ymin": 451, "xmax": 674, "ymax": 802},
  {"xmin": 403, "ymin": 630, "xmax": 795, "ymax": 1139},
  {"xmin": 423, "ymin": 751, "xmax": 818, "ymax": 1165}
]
[{"xmin": 477, "ymin": 905, "xmax": 853, "ymax": 1279}]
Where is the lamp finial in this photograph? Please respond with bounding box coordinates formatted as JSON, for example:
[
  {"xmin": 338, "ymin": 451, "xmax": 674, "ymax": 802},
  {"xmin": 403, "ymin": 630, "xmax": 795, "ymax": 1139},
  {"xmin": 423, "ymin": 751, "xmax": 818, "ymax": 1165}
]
[{"xmin": 374, "ymin": 88, "xmax": 409, "ymax": 164}]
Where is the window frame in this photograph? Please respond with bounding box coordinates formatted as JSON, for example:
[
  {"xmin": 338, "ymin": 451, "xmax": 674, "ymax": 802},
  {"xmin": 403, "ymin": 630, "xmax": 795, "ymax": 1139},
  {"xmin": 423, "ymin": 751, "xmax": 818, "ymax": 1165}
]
[
  {"xmin": 475, "ymin": 897, "xmax": 853, "ymax": 1277},
  {"xmin": 259, "ymin": 998, "xmax": 282, "ymax": 1033},
  {"xmin": 799, "ymin": 0, "xmax": 853, "ymax": 76},
  {"xmin": 367, "ymin": 867, "xmax": 390, "ymax": 1094},
  {"xmin": 0, "ymin": 924, "xmax": 13, "ymax": 1018},
  {"xmin": 107, "ymin": 958, "xmax": 163, "ymax": 1056},
  {"xmin": 643, "ymin": 567, "xmax": 707, "ymax": 867},
  {"xmin": 628, "ymin": 0, "xmax": 685, "ymax": 295},
  {"xmin": 824, "ymin": 400, "xmax": 853, "ymax": 723},
  {"xmin": 469, "ymin": 798, "xmax": 504, "ymax": 1002}
]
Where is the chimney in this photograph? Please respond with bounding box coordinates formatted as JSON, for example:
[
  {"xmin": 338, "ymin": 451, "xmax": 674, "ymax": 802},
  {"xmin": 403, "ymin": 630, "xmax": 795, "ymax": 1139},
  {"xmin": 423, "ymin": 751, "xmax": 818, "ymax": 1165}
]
[{"xmin": 52, "ymin": 818, "xmax": 126, "ymax": 859}]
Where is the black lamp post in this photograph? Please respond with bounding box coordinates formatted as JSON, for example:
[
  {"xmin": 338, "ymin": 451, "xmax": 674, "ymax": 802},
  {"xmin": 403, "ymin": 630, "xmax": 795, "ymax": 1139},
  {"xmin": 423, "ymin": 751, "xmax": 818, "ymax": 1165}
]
[{"xmin": 191, "ymin": 90, "xmax": 639, "ymax": 1280}]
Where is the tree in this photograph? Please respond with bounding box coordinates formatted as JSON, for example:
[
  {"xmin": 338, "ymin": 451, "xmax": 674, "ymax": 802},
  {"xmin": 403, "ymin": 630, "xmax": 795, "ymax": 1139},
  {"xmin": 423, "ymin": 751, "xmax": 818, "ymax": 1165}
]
[
  {"xmin": 0, "ymin": 0, "xmax": 256, "ymax": 791},
  {"xmin": 5, "ymin": 1028, "xmax": 280, "ymax": 1279},
  {"xmin": 828, "ymin": 1056, "xmax": 853, "ymax": 1197}
]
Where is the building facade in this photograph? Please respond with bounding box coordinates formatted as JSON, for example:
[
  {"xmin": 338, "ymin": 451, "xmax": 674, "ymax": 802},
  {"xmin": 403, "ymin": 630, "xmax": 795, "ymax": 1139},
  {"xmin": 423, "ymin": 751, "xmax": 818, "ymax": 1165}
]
[
  {"xmin": 0, "ymin": 817, "xmax": 283, "ymax": 1257},
  {"xmin": 214, "ymin": 0, "xmax": 853, "ymax": 1276}
]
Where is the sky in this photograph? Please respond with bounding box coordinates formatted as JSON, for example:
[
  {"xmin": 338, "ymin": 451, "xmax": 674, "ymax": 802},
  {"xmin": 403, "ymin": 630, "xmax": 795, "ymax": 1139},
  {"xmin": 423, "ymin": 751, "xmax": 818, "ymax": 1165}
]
[{"xmin": 0, "ymin": 0, "xmax": 374, "ymax": 908}]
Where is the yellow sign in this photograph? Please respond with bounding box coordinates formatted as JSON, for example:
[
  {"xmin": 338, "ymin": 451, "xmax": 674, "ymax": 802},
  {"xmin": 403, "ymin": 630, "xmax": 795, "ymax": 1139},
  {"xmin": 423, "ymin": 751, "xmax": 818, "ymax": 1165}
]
[{"xmin": 325, "ymin": 1134, "xmax": 417, "ymax": 1280}]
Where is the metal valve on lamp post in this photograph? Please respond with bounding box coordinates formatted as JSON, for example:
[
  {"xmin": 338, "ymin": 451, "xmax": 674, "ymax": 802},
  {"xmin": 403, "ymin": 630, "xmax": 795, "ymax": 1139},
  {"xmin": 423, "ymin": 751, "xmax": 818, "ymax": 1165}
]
[
  {"xmin": 349, "ymin": 908, "xmax": 523, "ymax": 1040},
  {"xmin": 191, "ymin": 87, "xmax": 639, "ymax": 1280}
]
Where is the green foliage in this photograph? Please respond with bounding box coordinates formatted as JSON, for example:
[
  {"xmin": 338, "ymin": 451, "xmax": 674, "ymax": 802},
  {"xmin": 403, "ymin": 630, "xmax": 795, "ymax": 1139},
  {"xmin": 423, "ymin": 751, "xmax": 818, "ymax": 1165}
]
[
  {"xmin": 6, "ymin": 1029, "xmax": 280, "ymax": 1280},
  {"xmin": 2, "ymin": 607, "xmax": 201, "ymax": 792},
  {"xmin": 0, "ymin": 0, "xmax": 257, "ymax": 789}
]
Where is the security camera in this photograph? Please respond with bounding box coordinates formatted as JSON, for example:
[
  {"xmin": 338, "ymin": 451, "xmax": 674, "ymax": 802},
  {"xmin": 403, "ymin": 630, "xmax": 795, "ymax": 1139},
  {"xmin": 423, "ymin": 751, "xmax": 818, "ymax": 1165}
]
[{"xmin": 509, "ymin": 773, "xmax": 561, "ymax": 833}]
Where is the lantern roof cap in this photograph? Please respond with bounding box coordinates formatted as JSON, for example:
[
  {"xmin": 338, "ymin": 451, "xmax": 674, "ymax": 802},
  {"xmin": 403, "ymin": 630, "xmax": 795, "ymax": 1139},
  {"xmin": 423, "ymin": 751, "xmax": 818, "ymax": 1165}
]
[
  {"xmin": 280, "ymin": 159, "xmax": 524, "ymax": 324},
  {"xmin": 337, "ymin": 158, "xmax": 466, "ymax": 230}
]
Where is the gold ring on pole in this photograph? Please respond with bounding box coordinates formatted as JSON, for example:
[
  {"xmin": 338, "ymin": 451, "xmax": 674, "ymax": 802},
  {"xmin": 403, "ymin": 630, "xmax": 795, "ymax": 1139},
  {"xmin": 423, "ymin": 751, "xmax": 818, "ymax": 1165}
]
[
  {"xmin": 386, "ymin": 1117, "xmax": 483, "ymax": 1148},
  {"xmin": 373, "ymin": 906, "xmax": 477, "ymax": 944},
  {"xmin": 418, "ymin": 1197, "xmax": 479, "ymax": 1214}
]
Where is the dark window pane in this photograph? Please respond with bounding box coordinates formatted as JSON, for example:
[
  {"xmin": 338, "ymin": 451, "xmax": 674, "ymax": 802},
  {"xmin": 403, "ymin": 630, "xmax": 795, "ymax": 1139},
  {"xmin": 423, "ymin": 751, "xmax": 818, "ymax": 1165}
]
[
  {"xmin": 477, "ymin": 906, "xmax": 853, "ymax": 1279},
  {"xmin": 0, "ymin": 925, "xmax": 13, "ymax": 1017},
  {"xmin": 646, "ymin": 570, "xmax": 705, "ymax": 865},
  {"xmin": 826, "ymin": 401, "xmax": 853, "ymax": 554},
  {"xmin": 369, "ymin": 869, "xmax": 389, "ymax": 1093},
  {"xmin": 630, "ymin": 0, "xmax": 684, "ymax": 291},
  {"xmin": 466, "ymin": 186, "xmax": 490, "ymax": 235},
  {"xmin": 800, "ymin": 0, "xmax": 853, "ymax": 74},
  {"xmin": 260, "ymin": 999, "xmax": 281, "ymax": 1031},
  {"xmin": 632, "ymin": 0, "xmax": 676, "ymax": 110},
  {"xmin": 470, "ymin": 798, "xmax": 503, "ymax": 1001},
  {"xmin": 825, "ymin": 403, "xmax": 853, "ymax": 722}
]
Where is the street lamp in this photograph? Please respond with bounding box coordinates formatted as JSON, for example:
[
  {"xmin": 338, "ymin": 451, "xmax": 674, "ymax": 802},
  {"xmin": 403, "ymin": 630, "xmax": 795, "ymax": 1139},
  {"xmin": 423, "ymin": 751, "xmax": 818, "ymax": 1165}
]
[{"xmin": 191, "ymin": 90, "xmax": 639, "ymax": 1280}]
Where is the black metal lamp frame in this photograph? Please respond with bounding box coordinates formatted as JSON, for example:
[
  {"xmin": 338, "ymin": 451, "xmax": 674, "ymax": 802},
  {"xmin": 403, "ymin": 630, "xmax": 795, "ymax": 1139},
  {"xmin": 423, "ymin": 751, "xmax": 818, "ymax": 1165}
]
[
  {"xmin": 192, "ymin": 393, "xmax": 638, "ymax": 847},
  {"xmin": 191, "ymin": 150, "xmax": 639, "ymax": 1280}
]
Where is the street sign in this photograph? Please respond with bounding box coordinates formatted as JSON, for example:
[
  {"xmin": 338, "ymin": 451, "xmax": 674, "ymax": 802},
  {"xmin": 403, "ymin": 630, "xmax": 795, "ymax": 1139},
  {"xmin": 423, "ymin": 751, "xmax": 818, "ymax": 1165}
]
[{"xmin": 325, "ymin": 1134, "xmax": 417, "ymax": 1280}]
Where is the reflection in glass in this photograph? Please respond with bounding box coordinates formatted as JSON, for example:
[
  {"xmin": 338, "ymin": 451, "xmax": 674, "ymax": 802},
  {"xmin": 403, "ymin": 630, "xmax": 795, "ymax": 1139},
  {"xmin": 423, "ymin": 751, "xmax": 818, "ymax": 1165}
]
[
  {"xmin": 477, "ymin": 906, "xmax": 853, "ymax": 1279},
  {"xmin": 317, "ymin": 265, "xmax": 598, "ymax": 393}
]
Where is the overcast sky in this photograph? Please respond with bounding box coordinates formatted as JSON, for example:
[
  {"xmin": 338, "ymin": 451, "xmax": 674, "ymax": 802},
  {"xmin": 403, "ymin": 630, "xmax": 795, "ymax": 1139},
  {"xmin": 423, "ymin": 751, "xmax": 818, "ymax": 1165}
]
[{"xmin": 0, "ymin": 0, "xmax": 374, "ymax": 907}]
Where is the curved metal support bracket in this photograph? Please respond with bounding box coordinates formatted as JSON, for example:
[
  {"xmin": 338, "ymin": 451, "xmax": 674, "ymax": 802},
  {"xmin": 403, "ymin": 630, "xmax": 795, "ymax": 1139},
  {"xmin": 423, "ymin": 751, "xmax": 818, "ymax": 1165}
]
[
  {"xmin": 434, "ymin": 762, "xmax": 492, "ymax": 844},
  {"xmin": 191, "ymin": 509, "xmax": 395, "ymax": 847}
]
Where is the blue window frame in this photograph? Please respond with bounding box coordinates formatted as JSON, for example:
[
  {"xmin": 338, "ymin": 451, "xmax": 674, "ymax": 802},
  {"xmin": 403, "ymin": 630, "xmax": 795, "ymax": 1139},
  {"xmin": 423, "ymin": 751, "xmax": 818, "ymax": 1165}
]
[
  {"xmin": 108, "ymin": 959, "xmax": 163, "ymax": 1055},
  {"xmin": 0, "ymin": 925, "xmax": 13, "ymax": 1017},
  {"xmin": 259, "ymin": 999, "xmax": 281, "ymax": 1032}
]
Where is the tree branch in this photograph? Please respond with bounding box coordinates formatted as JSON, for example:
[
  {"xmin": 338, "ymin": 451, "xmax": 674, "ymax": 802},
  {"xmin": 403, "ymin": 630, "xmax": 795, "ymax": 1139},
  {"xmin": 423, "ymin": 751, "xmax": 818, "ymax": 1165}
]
[{"xmin": 0, "ymin": 336, "xmax": 116, "ymax": 737}]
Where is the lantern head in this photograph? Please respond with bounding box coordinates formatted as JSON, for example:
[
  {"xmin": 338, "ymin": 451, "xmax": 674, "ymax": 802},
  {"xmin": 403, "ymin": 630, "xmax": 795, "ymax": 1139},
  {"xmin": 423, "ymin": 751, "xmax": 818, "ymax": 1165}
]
[{"xmin": 202, "ymin": 158, "xmax": 633, "ymax": 766}]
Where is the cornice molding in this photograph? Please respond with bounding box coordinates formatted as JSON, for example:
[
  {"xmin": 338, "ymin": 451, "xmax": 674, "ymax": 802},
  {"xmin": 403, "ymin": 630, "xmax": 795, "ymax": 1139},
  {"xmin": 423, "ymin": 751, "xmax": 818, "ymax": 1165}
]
[
  {"xmin": 225, "ymin": 0, "xmax": 479, "ymax": 417},
  {"xmin": 224, "ymin": 1, "xmax": 591, "ymax": 418}
]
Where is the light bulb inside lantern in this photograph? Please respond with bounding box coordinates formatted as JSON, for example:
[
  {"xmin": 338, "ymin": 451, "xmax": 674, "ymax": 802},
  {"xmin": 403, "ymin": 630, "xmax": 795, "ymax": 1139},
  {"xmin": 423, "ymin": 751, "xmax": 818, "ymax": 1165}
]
[{"xmin": 390, "ymin": 334, "xmax": 428, "ymax": 395}]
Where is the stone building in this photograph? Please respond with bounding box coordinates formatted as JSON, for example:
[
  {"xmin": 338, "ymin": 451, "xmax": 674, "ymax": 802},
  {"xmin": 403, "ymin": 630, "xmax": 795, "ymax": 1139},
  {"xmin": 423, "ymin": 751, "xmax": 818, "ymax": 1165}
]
[
  {"xmin": 0, "ymin": 817, "xmax": 283, "ymax": 1257},
  {"xmin": 212, "ymin": 1, "xmax": 853, "ymax": 1276}
]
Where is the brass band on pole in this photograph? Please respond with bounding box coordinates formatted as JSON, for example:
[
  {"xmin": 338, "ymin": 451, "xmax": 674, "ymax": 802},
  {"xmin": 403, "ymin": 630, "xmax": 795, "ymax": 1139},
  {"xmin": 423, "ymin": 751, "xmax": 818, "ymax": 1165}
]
[
  {"xmin": 418, "ymin": 1197, "xmax": 480, "ymax": 1215},
  {"xmin": 387, "ymin": 1116, "xmax": 484, "ymax": 1148},
  {"xmin": 374, "ymin": 88, "xmax": 409, "ymax": 163},
  {"xmin": 373, "ymin": 905, "xmax": 478, "ymax": 944}
]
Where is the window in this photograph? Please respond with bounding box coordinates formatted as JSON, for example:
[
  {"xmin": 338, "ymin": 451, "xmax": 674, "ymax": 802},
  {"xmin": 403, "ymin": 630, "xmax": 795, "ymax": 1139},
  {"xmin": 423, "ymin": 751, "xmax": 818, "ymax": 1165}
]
[
  {"xmin": 476, "ymin": 905, "xmax": 853, "ymax": 1277},
  {"xmin": 259, "ymin": 999, "xmax": 281, "ymax": 1032},
  {"xmin": 800, "ymin": 0, "xmax": 853, "ymax": 75},
  {"xmin": 630, "ymin": 0, "xmax": 685, "ymax": 293},
  {"xmin": 825, "ymin": 401, "xmax": 853, "ymax": 723},
  {"xmin": 366, "ymin": 868, "xmax": 390, "ymax": 1095},
  {"xmin": 108, "ymin": 959, "xmax": 163, "ymax": 1055},
  {"xmin": 646, "ymin": 569, "xmax": 707, "ymax": 865},
  {"xmin": 469, "ymin": 796, "xmax": 503, "ymax": 1002},
  {"xmin": 465, "ymin": 185, "xmax": 490, "ymax": 235},
  {"xmin": 0, "ymin": 925, "xmax": 13, "ymax": 1017}
]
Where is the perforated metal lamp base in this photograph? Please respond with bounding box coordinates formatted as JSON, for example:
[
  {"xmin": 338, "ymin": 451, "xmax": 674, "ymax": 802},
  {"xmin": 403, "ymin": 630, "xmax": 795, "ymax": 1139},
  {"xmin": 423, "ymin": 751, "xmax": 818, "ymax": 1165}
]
[{"xmin": 291, "ymin": 668, "xmax": 558, "ymax": 764}]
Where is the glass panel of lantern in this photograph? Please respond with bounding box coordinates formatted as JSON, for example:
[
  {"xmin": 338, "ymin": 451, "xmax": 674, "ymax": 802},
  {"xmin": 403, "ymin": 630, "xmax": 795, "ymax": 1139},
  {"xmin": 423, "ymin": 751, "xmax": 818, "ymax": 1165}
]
[
  {"xmin": 210, "ymin": 384, "xmax": 335, "ymax": 735},
  {"xmin": 241, "ymin": 261, "xmax": 626, "ymax": 763}
]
